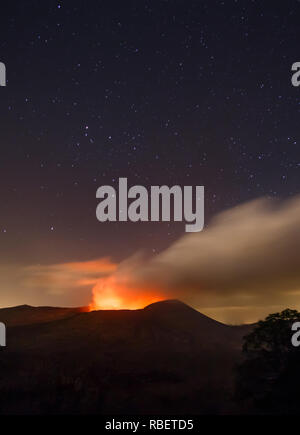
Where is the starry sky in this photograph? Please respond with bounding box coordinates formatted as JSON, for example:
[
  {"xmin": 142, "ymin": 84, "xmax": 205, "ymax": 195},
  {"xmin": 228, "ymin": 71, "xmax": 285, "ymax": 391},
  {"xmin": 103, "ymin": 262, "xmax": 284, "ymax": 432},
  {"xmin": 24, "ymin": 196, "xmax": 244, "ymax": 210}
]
[{"xmin": 0, "ymin": 1, "xmax": 299, "ymax": 288}]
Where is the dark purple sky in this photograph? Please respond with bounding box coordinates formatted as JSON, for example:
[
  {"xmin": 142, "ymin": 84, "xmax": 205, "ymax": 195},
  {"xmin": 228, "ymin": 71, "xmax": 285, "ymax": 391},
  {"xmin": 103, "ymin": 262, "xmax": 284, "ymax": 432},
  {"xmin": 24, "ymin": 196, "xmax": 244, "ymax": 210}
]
[{"xmin": 0, "ymin": 0, "xmax": 299, "ymax": 267}]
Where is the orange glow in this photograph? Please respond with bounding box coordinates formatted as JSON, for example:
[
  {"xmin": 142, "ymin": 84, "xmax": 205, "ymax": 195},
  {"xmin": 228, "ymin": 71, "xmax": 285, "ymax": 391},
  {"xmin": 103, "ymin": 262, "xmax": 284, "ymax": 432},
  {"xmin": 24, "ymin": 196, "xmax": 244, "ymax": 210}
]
[{"xmin": 89, "ymin": 274, "xmax": 164, "ymax": 311}]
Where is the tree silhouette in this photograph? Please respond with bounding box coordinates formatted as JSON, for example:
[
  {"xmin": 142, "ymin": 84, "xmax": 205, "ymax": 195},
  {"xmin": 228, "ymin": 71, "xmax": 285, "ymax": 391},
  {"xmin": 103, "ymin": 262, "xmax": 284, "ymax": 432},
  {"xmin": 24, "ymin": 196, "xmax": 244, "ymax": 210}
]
[{"xmin": 235, "ymin": 309, "xmax": 300, "ymax": 414}]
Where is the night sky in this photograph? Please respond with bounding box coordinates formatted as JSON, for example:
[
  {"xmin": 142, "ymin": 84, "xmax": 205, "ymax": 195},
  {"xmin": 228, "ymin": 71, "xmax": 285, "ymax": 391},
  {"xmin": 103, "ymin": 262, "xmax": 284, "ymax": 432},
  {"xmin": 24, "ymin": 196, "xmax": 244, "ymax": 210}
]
[{"xmin": 0, "ymin": 0, "xmax": 299, "ymax": 270}]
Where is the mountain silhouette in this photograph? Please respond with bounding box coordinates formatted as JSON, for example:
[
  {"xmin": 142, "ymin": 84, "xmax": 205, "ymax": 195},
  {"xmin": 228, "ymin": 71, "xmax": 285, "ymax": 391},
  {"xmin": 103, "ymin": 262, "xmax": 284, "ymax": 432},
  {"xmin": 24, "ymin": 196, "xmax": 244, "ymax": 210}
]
[{"xmin": 0, "ymin": 300, "xmax": 252, "ymax": 414}]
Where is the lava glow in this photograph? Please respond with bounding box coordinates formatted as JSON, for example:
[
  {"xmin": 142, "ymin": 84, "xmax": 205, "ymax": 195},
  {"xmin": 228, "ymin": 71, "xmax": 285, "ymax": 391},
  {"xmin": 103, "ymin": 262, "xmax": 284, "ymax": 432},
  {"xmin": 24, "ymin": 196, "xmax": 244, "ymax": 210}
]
[{"xmin": 89, "ymin": 274, "xmax": 164, "ymax": 311}]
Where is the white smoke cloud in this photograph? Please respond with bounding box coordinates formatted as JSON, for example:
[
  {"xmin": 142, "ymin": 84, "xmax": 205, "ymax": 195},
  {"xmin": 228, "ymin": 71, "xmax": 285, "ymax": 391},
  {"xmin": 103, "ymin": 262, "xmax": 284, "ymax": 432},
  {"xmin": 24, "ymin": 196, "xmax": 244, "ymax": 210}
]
[
  {"xmin": 1, "ymin": 196, "xmax": 300, "ymax": 323},
  {"xmin": 113, "ymin": 196, "xmax": 300, "ymax": 322}
]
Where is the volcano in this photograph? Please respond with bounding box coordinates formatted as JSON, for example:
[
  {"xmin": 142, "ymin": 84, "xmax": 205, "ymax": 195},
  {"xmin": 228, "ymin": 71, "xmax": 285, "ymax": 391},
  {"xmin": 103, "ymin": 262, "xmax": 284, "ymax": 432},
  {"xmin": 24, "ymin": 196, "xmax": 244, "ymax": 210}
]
[{"xmin": 0, "ymin": 300, "xmax": 252, "ymax": 414}]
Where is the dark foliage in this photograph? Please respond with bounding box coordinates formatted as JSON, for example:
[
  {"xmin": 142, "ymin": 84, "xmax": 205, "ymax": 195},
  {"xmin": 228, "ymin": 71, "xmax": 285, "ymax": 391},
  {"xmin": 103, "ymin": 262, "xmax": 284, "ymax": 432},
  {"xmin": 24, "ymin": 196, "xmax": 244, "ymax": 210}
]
[{"xmin": 235, "ymin": 309, "xmax": 300, "ymax": 414}]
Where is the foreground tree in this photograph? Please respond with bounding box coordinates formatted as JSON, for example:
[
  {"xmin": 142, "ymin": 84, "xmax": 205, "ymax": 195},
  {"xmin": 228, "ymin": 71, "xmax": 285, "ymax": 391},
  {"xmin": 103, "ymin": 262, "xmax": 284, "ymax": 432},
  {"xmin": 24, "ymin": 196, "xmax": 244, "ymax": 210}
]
[{"xmin": 235, "ymin": 309, "xmax": 300, "ymax": 414}]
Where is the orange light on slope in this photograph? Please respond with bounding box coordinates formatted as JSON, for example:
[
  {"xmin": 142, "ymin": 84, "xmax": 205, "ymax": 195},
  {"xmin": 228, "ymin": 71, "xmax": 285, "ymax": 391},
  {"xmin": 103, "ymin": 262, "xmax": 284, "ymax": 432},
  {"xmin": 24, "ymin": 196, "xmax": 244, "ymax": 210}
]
[{"xmin": 89, "ymin": 274, "xmax": 164, "ymax": 311}]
